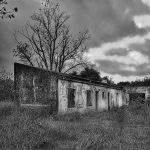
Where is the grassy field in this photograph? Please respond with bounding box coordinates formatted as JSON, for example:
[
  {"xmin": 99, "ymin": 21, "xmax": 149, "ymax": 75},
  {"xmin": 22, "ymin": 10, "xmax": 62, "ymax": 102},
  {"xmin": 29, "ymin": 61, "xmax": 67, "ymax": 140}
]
[{"xmin": 0, "ymin": 101, "xmax": 150, "ymax": 150}]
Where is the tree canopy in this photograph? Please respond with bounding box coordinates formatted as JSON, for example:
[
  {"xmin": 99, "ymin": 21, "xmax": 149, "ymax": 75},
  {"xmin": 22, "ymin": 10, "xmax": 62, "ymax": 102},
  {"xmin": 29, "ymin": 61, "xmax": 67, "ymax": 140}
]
[{"xmin": 79, "ymin": 67, "xmax": 101, "ymax": 81}]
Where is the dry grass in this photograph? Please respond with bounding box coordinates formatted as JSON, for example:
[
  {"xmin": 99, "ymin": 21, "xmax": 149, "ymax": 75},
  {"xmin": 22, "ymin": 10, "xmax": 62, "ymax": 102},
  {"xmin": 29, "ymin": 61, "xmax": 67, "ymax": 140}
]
[{"xmin": 0, "ymin": 101, "xmax": 150, "ymax": 149}]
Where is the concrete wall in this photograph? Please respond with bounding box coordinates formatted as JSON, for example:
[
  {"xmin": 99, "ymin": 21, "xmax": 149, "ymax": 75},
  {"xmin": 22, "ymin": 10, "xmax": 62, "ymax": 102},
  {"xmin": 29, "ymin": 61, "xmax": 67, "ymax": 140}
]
[
  {"xmin": 125, "ymin": 86, "xmax": 150, "ymax": 100},
  {"xmin": 58, "ymin": 79, "xmax": 127, "ymax": 113},
  {"xmin": 14, "ymin": 63, "xmax": 58, "ymax": 113},
  {"xmin": 14, "ymin": 63, "xmax": 129, "ymax": 114}
]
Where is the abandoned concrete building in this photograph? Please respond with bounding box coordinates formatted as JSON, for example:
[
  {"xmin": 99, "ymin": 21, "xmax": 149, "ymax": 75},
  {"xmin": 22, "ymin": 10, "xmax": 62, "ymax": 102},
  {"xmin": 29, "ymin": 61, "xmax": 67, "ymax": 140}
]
[
  {"xmin": 125, "ymin": 86, "xmax": 150, "ymax": 104},
  {"xmin": 14, "ymin": 63, "xmax": 129, "ymax": 113}
]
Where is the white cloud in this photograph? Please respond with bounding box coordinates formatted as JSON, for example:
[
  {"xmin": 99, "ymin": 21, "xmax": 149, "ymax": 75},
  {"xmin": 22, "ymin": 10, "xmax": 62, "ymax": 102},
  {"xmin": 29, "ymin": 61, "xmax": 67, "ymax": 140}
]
[
  {"xmin": 123, "ymin": 66, "xmax": 136, "ymax": 72},
  {"xmin": 86, "ymin": 33, "xmax": 150, "ymax": 65},
  {"xmin": 141, "ymin": 0, "xmax": 150, "ymax": 7},
  {"xmin": 105, "ymin": 51, "xmax": 149, "ymax": 65},
  {"xmin": 133, "ymin": 15, "xmax": 150, "ymax": 28},
  {"xmin": 101, "ymin": 71, "xmax": 145, "ymax": 83},
  {"xmin": 128, "ymin": 50, "xmax": 149, "ymax": 64}
]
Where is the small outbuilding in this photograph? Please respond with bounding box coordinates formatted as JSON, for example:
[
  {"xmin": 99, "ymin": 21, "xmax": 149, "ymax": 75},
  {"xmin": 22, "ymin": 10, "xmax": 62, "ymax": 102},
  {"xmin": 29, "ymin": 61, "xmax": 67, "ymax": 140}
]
[
  {"xmin": 14, "ymin": 63, "xmax": 128, "ymax": 114},
  {"xmin": 125, "ymin": 86, "xmax": 150, "ymax": 104}
]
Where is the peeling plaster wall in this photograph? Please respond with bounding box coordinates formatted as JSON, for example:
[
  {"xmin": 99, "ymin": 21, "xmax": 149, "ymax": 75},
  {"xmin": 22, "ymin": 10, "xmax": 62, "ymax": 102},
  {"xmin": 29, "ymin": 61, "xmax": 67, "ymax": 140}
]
[
  {"xmin": 125, "ymin": 86, "xmax": 150, "ymax": 100},
  {"xmin": 58, "ymin": 79, "xmax": 127, "ymax": 113}
]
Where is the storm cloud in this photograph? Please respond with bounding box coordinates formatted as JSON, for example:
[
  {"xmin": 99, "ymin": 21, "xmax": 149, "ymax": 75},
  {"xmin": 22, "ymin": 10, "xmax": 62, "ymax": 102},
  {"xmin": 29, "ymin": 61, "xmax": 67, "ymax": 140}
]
[
  {"xmin": 105, "ymin": 48, "xmax": 129, "ymax": 56},
  {"xmin": 1, "ymin": 0, "xmax": 150, "ymax": 82},
  {"xmin": 62, "ymin": 0, "xmax": 150, "ymax": 46},
  {"xmin": 97, "ymin": 59, "xmax": 150, "ymax": 77}
]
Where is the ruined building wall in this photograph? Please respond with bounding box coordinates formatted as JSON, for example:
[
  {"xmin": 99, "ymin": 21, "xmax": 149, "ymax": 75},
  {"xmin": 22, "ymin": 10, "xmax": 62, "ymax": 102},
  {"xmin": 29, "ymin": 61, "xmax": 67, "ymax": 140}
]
[
  {"xmin": 58, "ymin": 79, "xmax": 127, "ymax": 113},
  {"xmin": 14, "ymin": 63, "xmax": 58, "ymax": 112},
  {"xmin": 125, "ymin": 86, "xmax": 150, "ymax": 100},
  {"xmin": 14, "ymin": 63, "xmax": 128, "ymax": 114}
]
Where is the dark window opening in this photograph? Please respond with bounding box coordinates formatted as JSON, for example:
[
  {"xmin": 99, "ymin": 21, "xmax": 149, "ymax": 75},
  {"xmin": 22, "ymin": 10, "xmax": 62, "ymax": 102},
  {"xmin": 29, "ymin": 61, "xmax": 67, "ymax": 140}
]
[
  {"xmin": 102, "ymin": 91, "xmax": 106, "ymax": 99},
  {"xmin": 95, "ymin": 91, "xmax": 99, "ymax": 110},
  {"xmin": 68, "ymin": 88, "xmax": 75, "ymax": 108},
  {"xmin": 108, "ymin": 92, "xmax": 110, "ymax": 110},
  {"xmin": 116, "ymin": 93, "xmax": 119, "ymax": 100},
  {"xmin": 87, "ymin": 90, "xmax": 92, "ymax": 106}
]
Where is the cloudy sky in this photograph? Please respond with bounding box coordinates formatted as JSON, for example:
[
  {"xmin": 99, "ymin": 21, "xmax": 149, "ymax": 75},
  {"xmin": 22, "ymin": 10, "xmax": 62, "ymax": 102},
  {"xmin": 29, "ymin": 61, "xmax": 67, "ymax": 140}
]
[{"xmin": 1, "ymin": 0, "xmax": 150, "ymax": 83}]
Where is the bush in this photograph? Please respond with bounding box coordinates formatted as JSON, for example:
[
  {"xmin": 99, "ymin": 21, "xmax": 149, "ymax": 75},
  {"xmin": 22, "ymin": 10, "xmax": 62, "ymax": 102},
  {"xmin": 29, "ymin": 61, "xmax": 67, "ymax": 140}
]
[
  {"xmin": 0, "ymin": 79, "xmax": 14, "ymax": 102},
  {"xmin": 53, "ymin": 112, "xmax": 82, "ymax": 122}
]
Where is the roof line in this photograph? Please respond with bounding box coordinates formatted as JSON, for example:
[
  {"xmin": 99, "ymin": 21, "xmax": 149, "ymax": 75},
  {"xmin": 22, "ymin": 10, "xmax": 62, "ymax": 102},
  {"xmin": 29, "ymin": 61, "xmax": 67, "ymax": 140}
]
[{"xmin": 14, "ymin": 62, "xmax": 122, "ymax": 90}]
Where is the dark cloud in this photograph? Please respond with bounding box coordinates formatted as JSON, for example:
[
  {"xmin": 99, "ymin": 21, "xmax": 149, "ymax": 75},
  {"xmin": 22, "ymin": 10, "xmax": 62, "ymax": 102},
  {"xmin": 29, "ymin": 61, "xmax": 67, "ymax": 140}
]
[
  {"xmin": 96, "ymin": 59, "xmax": 150, "ymax": 77},
  {"xmin": 0, "ymin": 0, "xmax": 150, "ymax": 79},
  {"xmin": 1, "ymin": 0, "xmax": 150, "ymax": 51},
  {"xmin": 62, "ymin": 0, "xmax": 150, "ymax": 47},
  {"xmin": 111, "ymin": 0, "xmax": 150, "ymax": 16},
  {"xmin": 135, "ymin": 64, "xmax": 150, "ymax": 76},
  {"xmin": 96, "ymin": 60, "xmax": 133, "ymax": 76},
  {"xmin": 105, "ymin": 48, "xmax": 128, "ymax": 56},
  {"xmin": 0, "ymin": 22, "xmax": 14, "ymax": 65},
  {"xmin": 129, "ymin": 39, "xmax": 150, "ymax": 57},
  {"xmin": 0, "ymin": 0, "xmax": 41, "ymax": 70}
]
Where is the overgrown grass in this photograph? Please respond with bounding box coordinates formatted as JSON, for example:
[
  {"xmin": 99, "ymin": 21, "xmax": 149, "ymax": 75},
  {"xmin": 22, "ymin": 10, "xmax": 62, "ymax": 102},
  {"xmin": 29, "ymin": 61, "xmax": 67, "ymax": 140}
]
[
  {"xmin": 0, "ymin": 109, "xmax": 61, "ymax": 150},
  {"xmin": 20, "ymin": 105, "xmax": 53, "ymax": 119},
  {"xmin": 53, "ymin": 112, "xmax": 82, "ymax": 122},
  {"xmin": 0, "ymin": 101, "xmax": 15, "ymax": 117},
  {"xmin": 73, "ymin": 100, "xmax": 150, "ymax": 150},
  {"xmin": 1, "ymin": 100, "xmax": 150, "ymax": 149}
]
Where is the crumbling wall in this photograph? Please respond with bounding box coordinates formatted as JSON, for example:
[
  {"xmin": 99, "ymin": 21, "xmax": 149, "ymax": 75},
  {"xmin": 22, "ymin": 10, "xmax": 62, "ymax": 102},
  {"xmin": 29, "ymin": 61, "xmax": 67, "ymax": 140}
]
[
  {"xmin": 14, "ymin": 63, "xmax": 58, "ymax": 113},
  {"xmin": 125, "ymin": 86, "xmax": 150, "ymax": 100},
  {"xmin": 58, "ymin": 79, "xmax": 126, "ymax": 113}
]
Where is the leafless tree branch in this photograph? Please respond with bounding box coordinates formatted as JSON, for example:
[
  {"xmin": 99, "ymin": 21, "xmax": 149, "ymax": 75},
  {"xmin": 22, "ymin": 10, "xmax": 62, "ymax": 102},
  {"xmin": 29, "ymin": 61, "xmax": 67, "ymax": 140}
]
[{"xmin": 13, "ymin": 0, "xmax": 90, "ymax": 73}]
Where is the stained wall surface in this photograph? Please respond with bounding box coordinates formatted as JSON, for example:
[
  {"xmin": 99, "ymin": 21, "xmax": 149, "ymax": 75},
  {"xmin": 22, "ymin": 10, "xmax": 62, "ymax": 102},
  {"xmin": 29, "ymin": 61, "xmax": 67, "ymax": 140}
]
[
  {"xmin": 14, "ymin": 63, "xmax": 128, "ymax": 114},
  {"xmin": 14, "ymin": 63, "xmax": 58, "ymax": 113},
  {"xmin": 58, "ymin": 79, "xmax": 128, "ymax": 113}
]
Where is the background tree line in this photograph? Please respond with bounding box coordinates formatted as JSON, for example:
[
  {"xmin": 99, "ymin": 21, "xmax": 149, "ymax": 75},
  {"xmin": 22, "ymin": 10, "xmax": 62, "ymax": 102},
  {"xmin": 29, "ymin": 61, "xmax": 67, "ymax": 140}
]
[{"xmin": 117, "ymin": 76, "xmax": 150, "ymax": 87}]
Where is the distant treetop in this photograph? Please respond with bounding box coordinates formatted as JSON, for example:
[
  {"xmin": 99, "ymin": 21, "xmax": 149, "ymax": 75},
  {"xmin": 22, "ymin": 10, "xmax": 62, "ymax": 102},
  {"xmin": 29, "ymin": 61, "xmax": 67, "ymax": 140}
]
[
  {"xmin": 117, "ymin": 77, "xmax": 150, "ymax": 87},
  {"xmin": 79, "ymin": 67, "xmax": 101, "ymax": 81}
]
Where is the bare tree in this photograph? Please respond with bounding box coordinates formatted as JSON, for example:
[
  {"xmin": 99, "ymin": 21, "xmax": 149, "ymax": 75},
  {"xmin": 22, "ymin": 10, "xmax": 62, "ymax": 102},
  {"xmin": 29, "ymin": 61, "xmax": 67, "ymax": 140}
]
[
  {"xmin": 0, "ymin": 0, "xmax": 17, "ymax": 19},
  {"xmin": 13, "ymin": 1, "xmax": 90, "ymax": 73}
]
